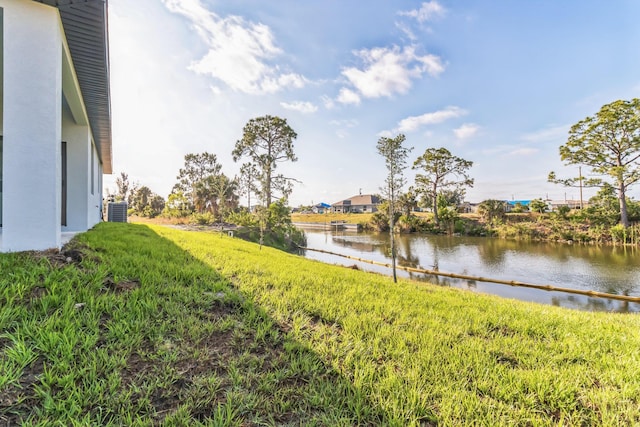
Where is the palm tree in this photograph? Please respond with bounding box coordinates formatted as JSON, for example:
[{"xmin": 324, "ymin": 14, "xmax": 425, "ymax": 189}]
[{"xmin": 477, "ymin": 199, "xmax": 506, "ymax": 225}]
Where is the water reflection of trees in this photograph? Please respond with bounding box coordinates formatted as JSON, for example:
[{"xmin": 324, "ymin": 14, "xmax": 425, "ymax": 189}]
[
  {"xmin": 551, "ymin": 294, "xmax": 639, "ymax": 313},
  {"xmin": 330, "ymin": 236, "xmax": 379, "ymax": 253},
  {"xmin": 392, "ymin": 232, "xmax": 640, "ymax": 264},
  {"xmin": 475, "ymin": 238, "xmax": 509, "ymax": 268},
  {"xmin": 396, "ymin": 237, "xmax": 420, "ymax": 269},
  {"xmin": 476, "ymin": 237, "xmax": 640, "ymax": 269},
  {"xmin": 316, "ymin": 230, "xmax": 640, "ymax": 306}
]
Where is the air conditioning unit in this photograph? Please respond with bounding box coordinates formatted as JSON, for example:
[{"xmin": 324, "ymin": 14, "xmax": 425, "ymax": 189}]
[{"xmin": 107, "ymin": 202, "xmax": 128, "ymax": 222}]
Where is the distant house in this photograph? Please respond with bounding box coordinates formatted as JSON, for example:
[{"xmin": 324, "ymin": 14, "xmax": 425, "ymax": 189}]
[
  {"xmin": 548, "ymin": 200, "xmax": 585, "ymax": 211},
  {"xmin": 1, "ymin": 0, "xmax": 112, "ymax": 252},
  {"xmin": 312, "ymin": 202, "xmax": 331, "ymax": 214},
  {"xmin": 459, "ymin": 202, "xmax": 479, "ymax": 214},
  {"xmin": 504, "ymin": 200, "xmax": 531, "ymax": 213},
  {"xmin": 332, "ymin": 194, "xmax": 380, "ymax": 214}
]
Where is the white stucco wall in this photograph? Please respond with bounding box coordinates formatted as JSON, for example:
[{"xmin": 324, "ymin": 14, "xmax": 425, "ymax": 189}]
[
  {"xmin": 62, "ymin": 100, "xmax": 91, "ymax": 232},
  {"xmin": 2, "ymin": 1, "xmax": 63, "ymax": 251},
  {"xmin": 88, "ymin": 142, "xmax": 102, "ymax": 228}
]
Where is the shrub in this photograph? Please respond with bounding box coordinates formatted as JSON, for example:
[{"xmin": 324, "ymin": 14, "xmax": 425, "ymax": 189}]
[
  {"xmin": 226, "ymin": 209, "xmax": 258, "ymax": 227},
  {"xmin": 610, "ymin": 224, "xmax": 627, "ymax": 245},
  {"xmin": 190, "ymin": 212, "xmax": 215, "ymax": 225},
  {"xmin": 555, "ymin": 205, "xmax": 571, "ymax": 219},
  {"xmin": 396, "ymin": 214, "xmax": 420, "ymax": 233},
  {"xmin": 370, "ymin": 212, "xmax": 390, "ymax": 231}
]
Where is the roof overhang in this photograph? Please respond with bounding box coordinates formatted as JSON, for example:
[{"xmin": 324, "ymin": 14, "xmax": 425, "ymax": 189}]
[{"xmin": 33, "ymin": 0, "xmax": 112, "ymax": 174}]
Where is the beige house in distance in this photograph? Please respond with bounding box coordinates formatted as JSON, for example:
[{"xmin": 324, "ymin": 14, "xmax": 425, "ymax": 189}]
[{"xmin": 331, "ymin": 194, "xmax": 380, "ymax": 214}]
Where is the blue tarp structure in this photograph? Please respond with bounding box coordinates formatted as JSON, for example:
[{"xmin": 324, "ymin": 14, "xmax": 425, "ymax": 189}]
[{"xmin": 506, "ymin": 200, "xmax": 531, "ymax": 207}]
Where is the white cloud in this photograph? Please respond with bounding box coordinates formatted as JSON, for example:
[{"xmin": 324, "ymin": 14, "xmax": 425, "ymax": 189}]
[
  {"xmin": 454, "ymin": 123, "xmax": 480, "ymax": 140},
  {"xmin": 336, "ymin": 129, "xmax": 349, "ymax": 139},
  {"xmin": 377, "ymin": 129, "xmax": 394, "ymax": 138},
  {"xmin": 341, "ymin": 45, "xmax": 444, "ymax": 99},
  {"xmin": 276, "ymin": 73, "xmax": 307, "ymax": 89},
  {"xmin": 331, "ymin": 119, "xmax": 359, "ymax": 138},
  {"xmin": 397, "ymin": 106, "xmax": 466, "ymax": 133},
  {"xmin": 321, "ymin": 95, "xmax": 335, "ymax": 109},
  {"xmin": 398, "ymin": 1, "xmax": 446, "ymax": 23},
  {"xmin": 520, "ymin": 124, "xmax": 569, "ymax": 143},
  {"xmin": 395, "ymin": 21, "xmax": 417, "ymax": 41},
  {"xmin": 330, "ymin": 119, "xmax": 359, "ymax": 128},
  {"xmin": 280, "ymin": 101, "xmax": 318, "ymax": 113},
  {"xmin": 162, "ymin": 0, "xmax": 306, "ymax": 94},
  {"xmin": 336, "ymin": 88, "xmax": 361, "ymax": 105}
]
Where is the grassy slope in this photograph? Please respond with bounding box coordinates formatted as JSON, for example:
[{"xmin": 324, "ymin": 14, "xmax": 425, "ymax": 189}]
[
  {"xmin": 291, "ymin": 213, "xmax": 374, "ymax": 224},
  {"xmin": 1, "ymin": 223, "xmax": 639, "ymax": 426}
]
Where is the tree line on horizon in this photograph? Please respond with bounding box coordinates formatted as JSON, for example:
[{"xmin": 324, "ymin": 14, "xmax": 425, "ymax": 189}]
[{"xmin": 112, "ymin": 98, "xmax": 640, "ymax": 235}]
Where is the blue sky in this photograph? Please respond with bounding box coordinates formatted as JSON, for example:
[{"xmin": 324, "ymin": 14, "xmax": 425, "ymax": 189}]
[{"xmin": 106, "ymin": 0, "xmax": 640, "ymax": 206}]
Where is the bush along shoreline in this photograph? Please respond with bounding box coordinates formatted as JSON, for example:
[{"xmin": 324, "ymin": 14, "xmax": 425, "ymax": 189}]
[{"xmin": 293, "ymin": 210, "xmax": 640, "ymax": 247}]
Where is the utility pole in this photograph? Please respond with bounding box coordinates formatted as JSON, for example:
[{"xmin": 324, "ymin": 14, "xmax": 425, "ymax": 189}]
[{"xmin": 579, "ymin": 166, "xmax": 584, "ymax": 210}]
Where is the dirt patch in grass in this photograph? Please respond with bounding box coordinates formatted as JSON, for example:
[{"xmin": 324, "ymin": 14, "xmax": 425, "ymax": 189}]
[
  {"xmin": 0, "ymin": 361, "xmax": 45, "ymax": 426},
  {"xmin": 30, "ymin": 241, "xmax": 98, "ymax": 270},
  {"xmin": 102, "ymin": 276, "xmax": 140, "ymax": 293},
  {"xmin": 112, "ymin": 293, "xmax": 357, "ymax": 425},
  {"xmin": 29, "ymin": 286, "xmax": 48, "ymax": 300}
]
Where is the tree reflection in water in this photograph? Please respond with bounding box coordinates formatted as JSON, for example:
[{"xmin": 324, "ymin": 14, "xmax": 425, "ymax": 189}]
[{"xmin": 301, "ymin": 228, "xmax": 640, "ymax": 313}]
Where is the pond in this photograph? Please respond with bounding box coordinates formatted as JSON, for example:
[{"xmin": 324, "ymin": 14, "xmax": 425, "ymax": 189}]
[{"xmin": 299, "ymin": 228, "xmax": 640, "ymax": 313}]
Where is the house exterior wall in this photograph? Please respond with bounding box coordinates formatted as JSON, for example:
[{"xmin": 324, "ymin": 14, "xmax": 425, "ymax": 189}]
[
  {"xmin": 90, "ymin": 144, "xmax": 103, "ymax": 227},
  {"xmin": 62, "ymin": 100, "xmax": 91, "ymax": 232},
  {"xmin": 356, "ymin": 204, "xmax": 378, "ymax": 213},
  {"xmin": 2, "ymin": 0, "xmax": 63, "ymax": 251}
]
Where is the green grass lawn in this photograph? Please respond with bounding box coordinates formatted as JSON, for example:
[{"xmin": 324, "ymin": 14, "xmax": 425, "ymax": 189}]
[{"xmin": 1, "ymin": 222, "xmax": 640, "ymax": 426}]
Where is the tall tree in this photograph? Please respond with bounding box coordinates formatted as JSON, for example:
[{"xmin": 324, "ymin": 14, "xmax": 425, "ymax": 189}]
[
  {"xmin": 238, "ymin": 162, "xmax": 259, "ymax": 210},
  {"xmin": 173, "ymin": 152, "xmax": 223, "ymax": 212},
  {"xmin": 129, "ymin": 185, "xmax": 165, "ymax": 218},
  {"xmin": 149, "ymin": 195, "xmax": 166, "ymax": 217},
  {"xmin": 549, "ymin": 98, "xmax": 640, "ymax": 227},
  {"xmin": 397, "ymin": 188, "xmax": 418, "ymax": 217},
  {"xmin": 164, "ymin": 191, "xmax": 191, "ymax": 218},
  {"xmin": 211, "ymin": 174, "xmax": 239, "ymax": 220},
  {"xmin": 377, "ymin": 134, "xmax": 412, "ymax": 283},
  {"xmin": 529, "ymin": 198, "xmax": 548, "ymax": 214},
  {"xmin": 437, "ymin": 188, "xmax": 466, "ymax": 208},
  {"xmin": 413, "ymin": 147, "xmax": 474, "ymax": 226},
  {"xmin": 477, "ymin": 199, "xmax": 506, "ymax": 225},
  {"xmin": 586, "ymin": 183, "xmax": 621, "ymax": 226},
  {"xmin": 115, "ymin": 172, "xmax": 140, "ymax": 205},
  {"xmin": 131, "ymin": 186, "xmax": 152, "ymax": 212},
  {"xmin": 193, "ymin": 174, "xmax": 238, "ymax": 220},
  {"xmin": 115, "ymin": 172, "xmax": 130, "ymax": 202},
  {"xmin": 126, "ymin": 181, "xmax": 140, "ymax": 207},
  {"xmin": 232, "ymin": 115, "xmax": 298, "ymax": 207}
]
